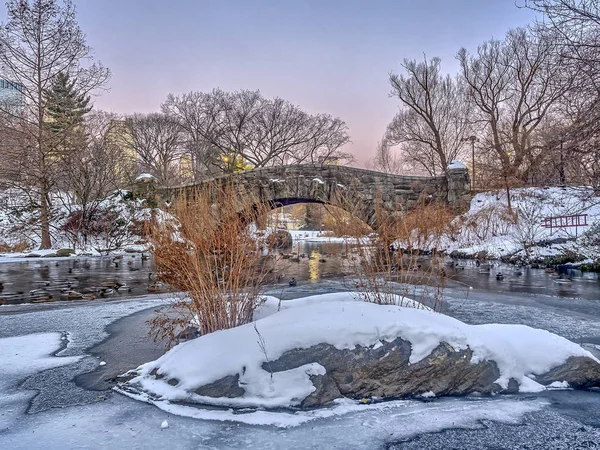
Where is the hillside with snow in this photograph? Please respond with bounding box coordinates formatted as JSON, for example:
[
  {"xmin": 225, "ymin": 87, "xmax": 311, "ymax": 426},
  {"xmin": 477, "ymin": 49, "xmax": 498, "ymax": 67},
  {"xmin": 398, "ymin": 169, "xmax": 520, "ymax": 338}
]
[
  {"xmin": 441, "ymin": 186, "xmax": 600, "ymax": 263},
  {"xmin": 0, "ymin": 189, "xmax": 152, "ymax": 255}
]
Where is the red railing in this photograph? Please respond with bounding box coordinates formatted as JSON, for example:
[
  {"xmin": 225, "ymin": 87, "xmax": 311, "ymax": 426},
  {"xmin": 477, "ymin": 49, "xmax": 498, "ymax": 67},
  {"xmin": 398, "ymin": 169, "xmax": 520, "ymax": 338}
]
[{"xmin": 541, "ymin": 214, "xmax": 588, "ymax": 235}]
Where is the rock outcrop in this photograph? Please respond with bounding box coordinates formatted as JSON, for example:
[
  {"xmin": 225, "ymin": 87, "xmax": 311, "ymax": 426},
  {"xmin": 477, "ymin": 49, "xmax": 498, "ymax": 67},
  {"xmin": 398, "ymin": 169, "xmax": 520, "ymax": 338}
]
[{"xmin": 188, "ymin": 339, "xmax": 600, "ymax": 407}]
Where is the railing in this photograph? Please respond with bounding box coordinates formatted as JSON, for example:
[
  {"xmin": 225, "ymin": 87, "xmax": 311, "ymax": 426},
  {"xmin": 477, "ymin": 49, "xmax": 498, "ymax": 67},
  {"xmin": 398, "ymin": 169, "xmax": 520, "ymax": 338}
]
[{"xmin": 541, "ymin": 214, "xmax": 588, "ymax": 236}]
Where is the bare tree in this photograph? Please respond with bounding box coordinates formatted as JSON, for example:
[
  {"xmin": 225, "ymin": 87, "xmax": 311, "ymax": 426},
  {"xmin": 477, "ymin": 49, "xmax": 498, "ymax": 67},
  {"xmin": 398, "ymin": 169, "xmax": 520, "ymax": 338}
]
[
  {"xmin": 162, "ymin": 89, "xmax": 351, "ymax": 177},
  {"xmin": 385, "ymin": 57, "xmax": 471, "ymax": 176},
  {"xmin": 58, "ymin": 111, "xmax": 135, "ymax": 212},
  {"xmin": 458, "ymin": 28, "xmax": 573, "ymax": 210},
  {"xmin": 0, "ymin": 0, "xmax": 110, "ymax": 248},
  {"xmin": 369, "ymin": 139, "xmax": 407, "ymax": 174},
  {"xmin": 524, "ymin": 1, "xmax": 600, "ymax": 187},
  {"xmin": 123, "ymin": 113, "xmax": 185, "ymax": 186}
]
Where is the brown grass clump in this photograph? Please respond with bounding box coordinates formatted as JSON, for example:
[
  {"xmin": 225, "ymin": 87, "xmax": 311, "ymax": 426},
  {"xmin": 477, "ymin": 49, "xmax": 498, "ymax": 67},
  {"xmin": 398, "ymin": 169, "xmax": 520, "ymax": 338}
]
[
  {"xmin": 342, "ymin": 195, "xmax": 453, "ymax": 311},
  {"xmin": 148, "ymin": 181, "xmax": 275, "ymax": 345},
  {"xmin": 0, "ymin": 241, "xmax": 30, "ymax": 253}
]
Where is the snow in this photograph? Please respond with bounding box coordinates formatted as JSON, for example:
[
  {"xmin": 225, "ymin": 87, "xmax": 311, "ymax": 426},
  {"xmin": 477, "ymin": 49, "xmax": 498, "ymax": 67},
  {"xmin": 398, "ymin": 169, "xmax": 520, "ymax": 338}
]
[
  {"xmin": 0, "ymin": 188, "xmax": 154, "ymax": 255},
  {"xmin": 253, "ymin": 291, "xmax": 430, "ymax": 321},
  {"xmin": 287, "ymin": 229, "xmax": 358, "ymax": 243},
  {"xmin": 429, "ymin": 186, "xmax": 600, "ymax": 260},
  {"xmin": 448, "ymin": 160, "xmax": 467, "ymax": 170},
  {"xmin": 134, "ymin": 173, "xmax": 156, "ymax": 182},
  {"xmin": 0, "ymin": 390, "xmax": 548, "ymax": 448},
  {"xmin": 547, "ymin": 381, "xmax": 570, "ymax": 390},
  {"xmin": 0, "ymin": 332, "xmax": 81, "ymax": 393},
  {"xmin": 312, "ymin": 177, "xmax": 324, "ymax": 184},
  {"xmin": 122, "ymin": 292, "xmax": 596, "ymax": 419},
  {"xmin": 0, "ymin": 291, "xmax": 595, "ymax": 446}
]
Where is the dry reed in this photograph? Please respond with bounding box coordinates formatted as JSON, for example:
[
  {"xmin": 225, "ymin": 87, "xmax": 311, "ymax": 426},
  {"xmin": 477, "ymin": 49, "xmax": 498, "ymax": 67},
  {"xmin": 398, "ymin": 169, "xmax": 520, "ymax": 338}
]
[
  {"xmin": 148, "ymin": 181, "xmax": 275, "ymax": 345},
  {"xmin": 342, "ymin": 193, "xmax": 453, "ymax": 311}
]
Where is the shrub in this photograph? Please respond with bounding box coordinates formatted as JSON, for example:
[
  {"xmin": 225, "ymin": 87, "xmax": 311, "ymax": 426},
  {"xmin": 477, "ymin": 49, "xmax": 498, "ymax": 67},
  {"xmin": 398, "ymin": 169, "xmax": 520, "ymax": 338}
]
[{"xmin": 148, "ymin": 181, "xmax": 275, "ymax": 344}]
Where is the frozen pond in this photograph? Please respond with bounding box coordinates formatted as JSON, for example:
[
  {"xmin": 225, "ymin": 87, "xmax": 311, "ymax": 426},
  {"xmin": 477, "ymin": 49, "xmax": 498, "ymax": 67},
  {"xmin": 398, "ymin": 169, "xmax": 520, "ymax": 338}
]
[{"xmin": 1, "ymin": 278, "xmax": 600, "ymax": 449}]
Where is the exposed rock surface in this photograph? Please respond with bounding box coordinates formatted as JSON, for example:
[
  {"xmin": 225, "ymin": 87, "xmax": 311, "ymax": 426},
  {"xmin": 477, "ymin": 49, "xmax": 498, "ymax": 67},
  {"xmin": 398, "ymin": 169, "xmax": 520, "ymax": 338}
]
[
  {"xmin": 536, "ymin": 356, "xmax": 600, "ymax": 389},
  {"xmin": 188, "ymin": 339, "xmax": 600, "ymax": 407},
  {"xmin": 196, "ymin": 374, "xmax": 245, "ymax": 398}
]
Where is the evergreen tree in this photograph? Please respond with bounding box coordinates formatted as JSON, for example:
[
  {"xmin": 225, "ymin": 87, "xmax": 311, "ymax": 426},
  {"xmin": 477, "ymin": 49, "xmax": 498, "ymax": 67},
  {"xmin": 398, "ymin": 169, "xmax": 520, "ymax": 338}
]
[{"xmin": 44, "ymin": 71, "xmax": 92, "ymax": 134}]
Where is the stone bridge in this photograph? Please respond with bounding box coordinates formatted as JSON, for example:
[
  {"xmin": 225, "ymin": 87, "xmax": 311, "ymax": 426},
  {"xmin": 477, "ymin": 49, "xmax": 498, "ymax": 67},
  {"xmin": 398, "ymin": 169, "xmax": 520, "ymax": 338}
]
[{"xmin": 146, "ymin": 164, "xmax": 470, "ymax": 229}]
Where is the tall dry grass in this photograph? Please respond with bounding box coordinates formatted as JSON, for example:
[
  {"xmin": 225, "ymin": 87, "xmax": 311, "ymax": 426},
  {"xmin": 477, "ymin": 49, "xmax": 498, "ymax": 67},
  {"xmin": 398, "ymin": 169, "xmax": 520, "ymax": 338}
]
[
  {"xmin": 148, "ymin": 181, "xmax": 275, "ymax": 345},
  {"xmin": 342, "ymin": 195, "xmax": 453, "ymax": 311}
]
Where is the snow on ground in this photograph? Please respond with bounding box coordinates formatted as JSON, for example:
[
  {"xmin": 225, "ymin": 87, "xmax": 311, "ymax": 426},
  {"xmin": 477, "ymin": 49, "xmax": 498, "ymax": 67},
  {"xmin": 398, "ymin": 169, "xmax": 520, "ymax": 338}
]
[
  {"xmin": 122, "ymin": 292, "xmax": 594, "ymax": 423},
  {"xmin": 439, "ymin": 186, "xmax": 600, "ymax": 260},
  {"xmin": 0, "ymin": 332, "xmax": 81, "ymax": 392},
  {"xmin": 287, "ymin": 229, "xmax": 359, "ymax": 243},
  {"xmin": 0, "ymin": 188, "xmax": 152, "ymax": 255}
]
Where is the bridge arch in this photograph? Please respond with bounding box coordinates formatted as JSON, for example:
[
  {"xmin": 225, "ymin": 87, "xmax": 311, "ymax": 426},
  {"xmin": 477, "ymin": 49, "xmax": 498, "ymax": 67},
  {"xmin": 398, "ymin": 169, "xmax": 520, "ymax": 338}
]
[{"xmin": 149, "ymin": 164, "xmax": 470, "ymax": 230}]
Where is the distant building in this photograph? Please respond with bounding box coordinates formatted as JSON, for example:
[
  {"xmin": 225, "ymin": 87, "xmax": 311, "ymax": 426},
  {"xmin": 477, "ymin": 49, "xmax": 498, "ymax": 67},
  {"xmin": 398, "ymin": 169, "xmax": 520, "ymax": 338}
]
[
  {"xmin": 0, "ymin": 78, "xmax": 25, "ymax": 114},
  {"xmin": 317, "ymin": 155, "xmax": 342, "ymax": 165}
]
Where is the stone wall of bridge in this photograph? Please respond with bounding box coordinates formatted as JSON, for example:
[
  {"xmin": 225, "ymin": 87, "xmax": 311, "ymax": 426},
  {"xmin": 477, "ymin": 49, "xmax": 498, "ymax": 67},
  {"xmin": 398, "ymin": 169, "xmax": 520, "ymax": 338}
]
[{"xmin": 142, "ymin": 164, "xmax": 470, "ymax": 229}]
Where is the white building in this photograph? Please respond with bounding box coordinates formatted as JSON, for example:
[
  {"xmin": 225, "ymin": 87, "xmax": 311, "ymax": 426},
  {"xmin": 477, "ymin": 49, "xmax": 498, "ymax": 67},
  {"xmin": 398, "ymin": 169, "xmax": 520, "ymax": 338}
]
[{"xmin": 0, "ymin": 79, "xmax": 24, "ymax": 114}]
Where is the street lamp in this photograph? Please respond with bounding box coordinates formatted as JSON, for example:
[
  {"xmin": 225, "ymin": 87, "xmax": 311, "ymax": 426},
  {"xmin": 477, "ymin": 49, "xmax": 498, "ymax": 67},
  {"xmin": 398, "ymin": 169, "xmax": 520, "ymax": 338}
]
[
  {"xmin": 461, "ymin": 136, "xmax": 477, "ymax": 191},
  {"xmin": 558, "ymin": 132, "xmax": 565, "ymax": 185}
]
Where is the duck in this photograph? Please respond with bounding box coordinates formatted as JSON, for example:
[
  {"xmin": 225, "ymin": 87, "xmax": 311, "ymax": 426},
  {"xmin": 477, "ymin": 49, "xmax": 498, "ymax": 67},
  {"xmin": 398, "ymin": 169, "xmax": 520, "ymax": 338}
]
[
  {"xmin": 114, "ymin": 282, "xmax": 132, "ymax": 293},
  {"xmin": 496, "ymin": 272, "xmax": 504, "ymax": 280},
  {"xmin": 65, "ymin": 291, "xmax": 83, "ymax": 300},
  {"xmin": 147, "ymin": 281, "xmax": 165, "ymax": 293},
  {"xmin": 288, "ymin": 278, "xmax": 297, "ymax": 287}
]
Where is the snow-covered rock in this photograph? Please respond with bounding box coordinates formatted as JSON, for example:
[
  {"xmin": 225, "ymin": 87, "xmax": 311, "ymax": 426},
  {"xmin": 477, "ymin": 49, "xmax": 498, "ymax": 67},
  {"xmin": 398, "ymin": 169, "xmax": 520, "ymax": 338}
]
[
  {"xmin": 135, "ymin": 173, "xmax": 156, "ymax": 183},
  {"xmin": 448, "ymin": 160, "xmax": 467, "ymax": 170},
  {"xmin": 120, "ymin": 293, "xmax": 600, "ymax": 412}
]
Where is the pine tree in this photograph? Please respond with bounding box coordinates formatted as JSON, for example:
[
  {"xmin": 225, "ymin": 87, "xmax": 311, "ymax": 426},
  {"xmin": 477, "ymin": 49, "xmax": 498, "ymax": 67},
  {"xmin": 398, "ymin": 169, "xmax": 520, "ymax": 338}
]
[{"xmin": 44, "ymin": 71, "xmax": 92, "ymax": 134}]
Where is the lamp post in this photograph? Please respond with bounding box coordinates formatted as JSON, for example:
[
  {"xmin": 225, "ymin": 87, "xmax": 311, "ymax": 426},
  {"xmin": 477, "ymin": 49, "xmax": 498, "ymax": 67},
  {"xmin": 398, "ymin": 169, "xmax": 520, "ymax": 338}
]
[
  {"xmin": 461, "ymin": 136, "xmax": 477, "ymax": 191},
  {"xmin": 558, "ymin": 132, "xmax": 565, "ymax": 185}
]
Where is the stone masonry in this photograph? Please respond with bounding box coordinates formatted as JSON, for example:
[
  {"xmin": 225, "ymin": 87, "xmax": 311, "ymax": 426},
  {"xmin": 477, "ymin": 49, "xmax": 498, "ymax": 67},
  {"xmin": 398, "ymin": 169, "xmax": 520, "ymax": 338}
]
[{"xmin": 149, "ymin": 164, "xmax": 470, "ymax": 229}]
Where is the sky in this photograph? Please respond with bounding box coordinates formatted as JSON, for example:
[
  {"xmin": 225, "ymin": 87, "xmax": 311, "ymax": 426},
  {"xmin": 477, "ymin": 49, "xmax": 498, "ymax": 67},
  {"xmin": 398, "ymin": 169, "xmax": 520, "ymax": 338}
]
[{"xmin": 2, "ymin": 0, "xmax": 537, "ymax": 166}]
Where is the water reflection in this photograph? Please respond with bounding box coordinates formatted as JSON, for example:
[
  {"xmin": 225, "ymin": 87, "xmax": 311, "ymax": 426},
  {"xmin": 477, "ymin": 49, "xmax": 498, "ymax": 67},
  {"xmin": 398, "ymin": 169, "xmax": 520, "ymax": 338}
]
[{"xmin": 308, "ymin": 250, "xmax": 321, "ymax": 281}]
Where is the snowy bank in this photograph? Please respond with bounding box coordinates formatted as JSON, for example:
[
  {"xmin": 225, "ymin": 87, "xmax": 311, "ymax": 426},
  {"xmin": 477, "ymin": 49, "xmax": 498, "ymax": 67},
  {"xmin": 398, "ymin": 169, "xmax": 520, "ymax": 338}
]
[
  {"xmin": 436, "ymin": 186, "xmax": 600, "ymax": 261},
  {"xmin": 287, "ymin": 229, "xmax": 359, "ymax": 244},
  {"xmin": 120, "ymin": 292, "xmax": 600, "ymax": 421},
  {"xmin": 0, "ymin": 189, "xmax": 154, "ymax": 255}
]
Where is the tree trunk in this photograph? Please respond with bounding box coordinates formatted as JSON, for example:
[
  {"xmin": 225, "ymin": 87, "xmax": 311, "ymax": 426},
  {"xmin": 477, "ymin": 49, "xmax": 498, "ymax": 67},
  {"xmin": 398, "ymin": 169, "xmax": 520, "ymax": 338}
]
[
  {"xmin": 39, "ymin": 183, "xmax": 52, "ymax": 249},
  {"xmin": 504, "ymin": 176, "xmax": 512, "ymax": 214}
]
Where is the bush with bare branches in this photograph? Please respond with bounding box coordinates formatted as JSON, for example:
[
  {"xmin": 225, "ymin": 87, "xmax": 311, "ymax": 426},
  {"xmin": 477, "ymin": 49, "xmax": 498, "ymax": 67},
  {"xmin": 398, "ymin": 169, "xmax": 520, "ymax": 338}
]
[{"xmin": 148, "ymin": 182, "xmax": 275, "ymax": 345}]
